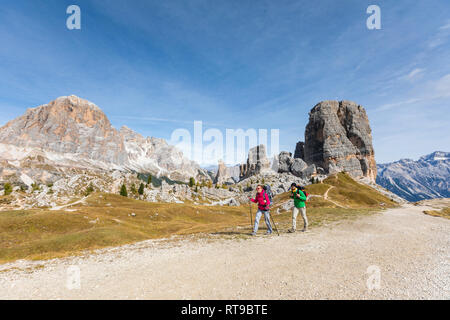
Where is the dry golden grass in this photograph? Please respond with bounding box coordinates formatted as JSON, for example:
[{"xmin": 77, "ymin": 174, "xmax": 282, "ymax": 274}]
[
  {"xmin": 0, "ymin": 193, "xmax": 253, "ymax": 263},
  {"xmin": 423, "ymin": 207, "xmax": 450, "ymax": 219},
  {"xmin": 323, "ymin": 173, "xmax": 398, "ymax": 209},
  {"xmin": 0, "ymin": 173, "xmax": 398, "ymax": 263}
]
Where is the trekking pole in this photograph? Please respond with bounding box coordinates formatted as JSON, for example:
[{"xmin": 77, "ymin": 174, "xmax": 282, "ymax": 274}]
[
  {"xmin": 249, "ymin": 200, "xmax": 253, "ymax": 228},
  {"xmin": 269, "ymin": 211, "xmax": 280, "ymax": 236}
]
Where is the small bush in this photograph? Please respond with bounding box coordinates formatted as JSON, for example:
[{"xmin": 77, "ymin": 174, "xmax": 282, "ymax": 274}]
[
  {"xmin": 85, "ymin": 183, "xmax": 95, "ymax": 196},
  {"xmin": 4, "ymin": 183, "xmax": 12, "ymax": 196}
]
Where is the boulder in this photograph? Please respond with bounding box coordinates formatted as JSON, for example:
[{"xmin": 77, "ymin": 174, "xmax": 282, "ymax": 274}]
[
  {"xmin": 290, "ymin": 158, "xmax": 308, "ymax": 177},
  {"xmin": 277, "ymin": 151, "xmax": 293, "ymax": 173}
]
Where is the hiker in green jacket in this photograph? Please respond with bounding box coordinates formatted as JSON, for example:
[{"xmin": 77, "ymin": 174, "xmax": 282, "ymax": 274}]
[{"xmin": 288, "ymin": 183, "xmax": 308, "ymax": 233}]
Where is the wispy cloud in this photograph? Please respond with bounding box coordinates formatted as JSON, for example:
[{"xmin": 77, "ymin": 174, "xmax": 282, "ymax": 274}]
[
  {"xmin": 375, "ymin": 98, "xmax": 422, "ymax": 112},
  {"xmin": 405, "ymin": 68, "xmax": 426, "ymax": 80},
  {"xmin": 428, "ymin": 21, "xmax": 450, "ymax": 48},
  {"xmin": 439, "ymin": 21, "xmax": 450, "ymax": 30}
]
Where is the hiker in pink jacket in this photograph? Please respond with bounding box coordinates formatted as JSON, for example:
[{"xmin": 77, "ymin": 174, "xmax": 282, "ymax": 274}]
[{"xmin": 249, "ymin": 185, "xmax": 273, "ymax": 235}]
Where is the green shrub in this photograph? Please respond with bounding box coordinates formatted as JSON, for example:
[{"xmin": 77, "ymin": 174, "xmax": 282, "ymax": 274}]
[
  {"xmin": 4, "ymin": 183, "xmax": 12, "ymax": 196},
  {"xmin": 85, "ymin": 183, "xmax": 94, "ymax": 196}
]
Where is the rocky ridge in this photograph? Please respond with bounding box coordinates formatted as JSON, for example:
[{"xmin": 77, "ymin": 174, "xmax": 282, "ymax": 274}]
[{"xmin": 376, "ymin": 151, "xmax": 449, "ymax": 202}]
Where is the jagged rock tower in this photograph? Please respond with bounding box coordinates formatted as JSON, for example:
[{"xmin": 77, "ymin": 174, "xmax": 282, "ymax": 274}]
[{"xmin": 304, "ymin": 100, "xmax": 377, "ymax": 182}]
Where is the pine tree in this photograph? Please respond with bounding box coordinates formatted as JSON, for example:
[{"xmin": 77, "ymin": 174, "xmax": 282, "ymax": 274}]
[
  {"xmin": 138, "ymin": 183, "xmax": 145, "ymax": 195},
  {"xmin": 130, "ymin": 183, "xmax": 137, "ymax": 194},
  {"xmin": 147, "ymin": 175, "xmax": 152, "ymax": 186},
  {"xmin": 120, "ymin": 184, "xmax": 128, "ymax": 197},
  {"xmin": 189, "ymin": 177, "xmax": 195, "ymax": 188}
]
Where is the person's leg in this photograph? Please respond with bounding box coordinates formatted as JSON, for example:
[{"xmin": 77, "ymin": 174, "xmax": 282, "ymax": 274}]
[
  {"xmin": 290, "ymin": 207, "xmax": 298, "ymax": 231},
  {"xmin": 263, "ymin": 210, "xmax": 273, "ymax": 234},
  {"xmin": 253, "ymin": 210, "xmax": 262, "ymax": 234},
  {"xmin": 300, "ymin": 207, "xmax": 308, "ymax": 231}
]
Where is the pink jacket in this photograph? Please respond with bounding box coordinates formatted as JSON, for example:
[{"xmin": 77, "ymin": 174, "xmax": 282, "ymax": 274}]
[{"xmin": 251, "ymin": 191, "xmax": 270, "ymax": 211}]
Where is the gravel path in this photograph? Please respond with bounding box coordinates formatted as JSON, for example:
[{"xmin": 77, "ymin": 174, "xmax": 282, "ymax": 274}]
[{"xmin": 1, "ymin": 203, "xmax": 449, "ymax": 299}]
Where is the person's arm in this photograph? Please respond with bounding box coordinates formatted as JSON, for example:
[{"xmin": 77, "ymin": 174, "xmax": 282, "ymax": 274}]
[
  {"xmin": 263, "ymin": 192, "xmax": 269, "ymax": 204},
  {"xmin": 298, "ymin": 190, "xmax": 307, "ymax": 201},
  {"xmin": 250, "ymin": 197, "xmax": 257, "ymax": 203}
]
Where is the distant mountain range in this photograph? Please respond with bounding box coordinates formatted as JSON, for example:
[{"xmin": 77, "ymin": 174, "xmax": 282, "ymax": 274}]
[{"xmin": 376, "ymin": 151, "xmax": 449, "ymax": 202}]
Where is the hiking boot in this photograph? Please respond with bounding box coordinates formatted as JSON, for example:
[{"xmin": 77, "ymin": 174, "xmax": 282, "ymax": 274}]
[
  {"xmin": 265, "ymin": 231, "xmax": 272, "ymax": 235},
  {"xmin": 288, "ymin": 228, "xmax": 296, "ymax": 233},
  {"xmin": 251, "ymin": 232, "xmax": 257, "ymax": 236},
  {"xmin": 301, "ymin": 227, "xmax": 308, "ymax": 232}
]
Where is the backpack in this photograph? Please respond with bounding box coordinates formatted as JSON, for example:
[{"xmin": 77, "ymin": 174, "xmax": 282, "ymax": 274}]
[
  {"xmin": 299, "ymin": 189, "xmax": 309, "ymax": 205},
  {"xmin": 301, "ymin": 189, "xmax": 309, "ymax": 198},
  {"xmin": 263, "ymin": 184, "xmax": 273, "ymax": 206}
]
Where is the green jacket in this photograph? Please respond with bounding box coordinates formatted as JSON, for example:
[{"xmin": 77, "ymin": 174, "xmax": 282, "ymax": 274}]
[{"xmin": 291, "ymin": 189, "xmax": 307, "ymax": 208}]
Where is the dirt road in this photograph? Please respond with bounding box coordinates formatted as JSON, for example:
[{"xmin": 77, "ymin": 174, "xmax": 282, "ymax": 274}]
[{"xmin": 1, "ymin": 203, "xmax": 449, "ymax": 299}]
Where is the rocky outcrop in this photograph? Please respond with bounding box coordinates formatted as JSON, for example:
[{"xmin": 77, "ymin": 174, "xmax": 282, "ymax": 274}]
[
  {"xmin": 294, "ymin": 142, "xmax": 305, "ymax": 159},
  {"xmin": 213, "ymin": 160, "xmax": 237, "ymax": 185},
  {"xmin": 276, "ymin": 151, "xmax": 315, "ymax": 178},
  {"xmin": 239, "ymin": 145, "xmax": 271, "ymax": 179},
  {"xmin": 304, "ymin": 100, "xmax": 377, "ymax": 182}
]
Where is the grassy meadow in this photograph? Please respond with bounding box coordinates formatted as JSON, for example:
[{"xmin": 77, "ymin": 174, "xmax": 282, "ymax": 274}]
[{"xmin": 0, "ymin": 173, "xmax": 398, "ymax": 263}]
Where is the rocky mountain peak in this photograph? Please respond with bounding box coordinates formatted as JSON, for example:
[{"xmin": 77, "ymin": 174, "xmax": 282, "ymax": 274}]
[
  {"xmin": 304, "ymin": 100, "xmax": 377, "ymax": 182},
  {"xmin": 377, "ymin": 151, "xmax": 449, "ymax": 201},
  {"xmin": 0, "ymin": 96, "xmax": 211, "ymax": 183},
  {"xmin": 0, "ymin": 95, "xmax": 126, "ymax": 165}
]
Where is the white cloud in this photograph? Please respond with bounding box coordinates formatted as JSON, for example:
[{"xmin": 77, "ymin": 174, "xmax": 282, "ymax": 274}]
[
  {"xmin": 403, "ymin": 68, "xmax": 425, "ymax": 81},
  {"xmin": 439, "ymin": 22, "xmax": 450, "ymax": 30},
  {"xmin": 375, "ymin": 73, "xmax": 450, "ymax": 112},
  {"xmin": 433, "ymin": 74, "xmax": 450, "ymax": 98},
  {"xmin": 375, "ymin": 98, "xmax": 421, "ymax": 112},
  {"xmin": 428, "ymin": 21, "xmax": 450, "ymax": 49}
]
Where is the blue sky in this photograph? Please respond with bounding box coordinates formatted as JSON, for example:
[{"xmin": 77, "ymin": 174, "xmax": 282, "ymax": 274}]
[{"xmin": 0, "ymin": 0, "xmax": 449, "ymax": 165}]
